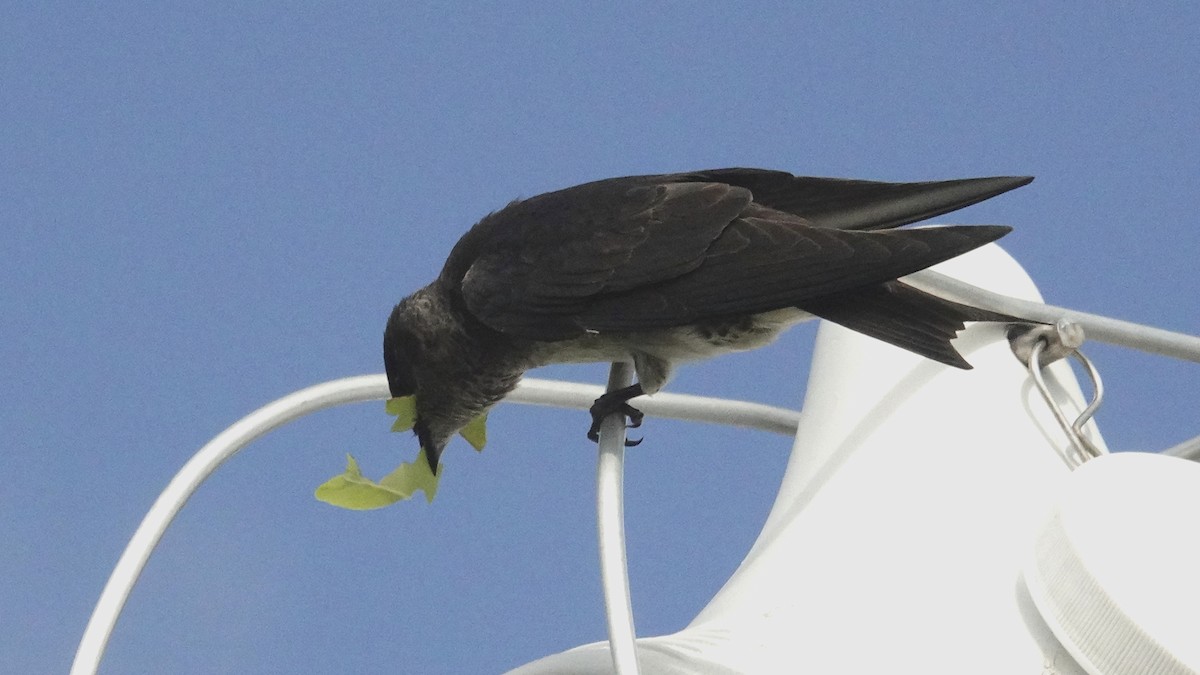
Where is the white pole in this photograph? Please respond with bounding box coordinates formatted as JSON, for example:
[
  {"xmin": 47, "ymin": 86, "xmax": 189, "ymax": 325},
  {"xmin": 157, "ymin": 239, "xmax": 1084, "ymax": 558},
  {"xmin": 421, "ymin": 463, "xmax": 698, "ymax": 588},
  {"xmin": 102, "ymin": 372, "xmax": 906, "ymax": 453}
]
[{"xmin": 595, "ymin": 362, "xmax": 641, "ymax": 675}]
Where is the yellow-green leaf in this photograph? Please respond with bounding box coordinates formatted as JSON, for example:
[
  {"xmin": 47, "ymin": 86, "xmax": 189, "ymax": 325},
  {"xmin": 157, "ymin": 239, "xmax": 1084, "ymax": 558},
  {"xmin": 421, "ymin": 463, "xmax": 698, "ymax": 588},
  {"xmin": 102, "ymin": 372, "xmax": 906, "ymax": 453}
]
[
  {"xmin": 386, "ymin": 396, "xmax": 417, "ymax": 433},
  {"xmin": 459, "ymin": 413, "xmax": 488, "ymax": 451},
  {"xmin": 314, "ymin": 452, "xmax": 440, "ymax": 510},
  {"xmin": 379, "ymin": 448, "xmax": 441, "ymax": 504}
]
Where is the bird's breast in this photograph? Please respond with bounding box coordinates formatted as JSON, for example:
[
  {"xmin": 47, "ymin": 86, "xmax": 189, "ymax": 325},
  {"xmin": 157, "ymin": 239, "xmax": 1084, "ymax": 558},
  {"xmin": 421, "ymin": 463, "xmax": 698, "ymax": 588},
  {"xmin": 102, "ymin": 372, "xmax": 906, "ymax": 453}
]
[
  {"xmin": 531, "ymin": 308, "xmax": 809, "ymax": 366},
  {"xmin": 678, "ymin": 308, "xmax": 810, "ymax": 358}
]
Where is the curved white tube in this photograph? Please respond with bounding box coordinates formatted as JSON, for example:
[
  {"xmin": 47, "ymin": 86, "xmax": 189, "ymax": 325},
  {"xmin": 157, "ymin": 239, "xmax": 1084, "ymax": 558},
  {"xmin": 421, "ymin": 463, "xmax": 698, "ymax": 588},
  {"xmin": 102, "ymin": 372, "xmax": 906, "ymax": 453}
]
[
  {"xmin": 595, "ymin": 363, "xmax": 641, "ymax": 675},
  {"xmin": 910, "ymin": 269, "xmax": 1200, "ymax": 364},
  {"xmin": 70, "ymin": 374, "xmax": 387, "ymax": 675},
  {"xmin": 71, "ymin": 375, "xmax": 799, "ymax": 675},
  {"xmin": 512, "ymin": 378, "xmax": 800, "ymax": 435}
]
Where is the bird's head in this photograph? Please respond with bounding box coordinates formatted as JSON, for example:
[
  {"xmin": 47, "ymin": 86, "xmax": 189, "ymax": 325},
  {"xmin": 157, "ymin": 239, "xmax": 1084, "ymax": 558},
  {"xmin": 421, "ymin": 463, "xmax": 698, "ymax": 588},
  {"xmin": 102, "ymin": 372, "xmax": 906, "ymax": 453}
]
[
  {"xmin": 384, "ymin": 294, "xmax": 451, "ymax": 473},
  {"xmin": 384, "ymin": 287, "xmax": 490, "ymax": 473}
]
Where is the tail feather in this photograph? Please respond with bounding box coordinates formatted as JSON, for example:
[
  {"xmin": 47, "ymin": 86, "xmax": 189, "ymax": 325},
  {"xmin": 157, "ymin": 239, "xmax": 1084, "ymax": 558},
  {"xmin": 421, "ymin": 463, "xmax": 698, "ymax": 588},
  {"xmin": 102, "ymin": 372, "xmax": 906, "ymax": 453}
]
[{"xmin": 798, "ymin": 280, "xmax": 1016, "ymax": 369}]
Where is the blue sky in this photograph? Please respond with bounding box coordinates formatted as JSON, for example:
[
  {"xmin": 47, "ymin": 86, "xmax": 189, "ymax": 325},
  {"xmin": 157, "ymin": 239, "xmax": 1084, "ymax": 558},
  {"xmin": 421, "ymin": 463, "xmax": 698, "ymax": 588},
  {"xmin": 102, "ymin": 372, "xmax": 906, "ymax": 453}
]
[{"xmin": 3, "ymin": 3, "xmax": 1198, "ymax": 673}]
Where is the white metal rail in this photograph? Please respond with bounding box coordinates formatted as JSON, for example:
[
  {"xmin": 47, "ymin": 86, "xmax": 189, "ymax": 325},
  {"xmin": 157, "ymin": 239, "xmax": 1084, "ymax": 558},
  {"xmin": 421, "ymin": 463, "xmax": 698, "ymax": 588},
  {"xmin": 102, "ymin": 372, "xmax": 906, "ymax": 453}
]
[
  {"xmin": 69, "ymin": 375, "xmax": 800, "ymax": 675},
  {"xmin": 595, "ymin": 363, "xmax": 640, "ymax": 675},
  {"xmin": 912, "ymin": 270, "xmax": 1200, "ymax": 364}
]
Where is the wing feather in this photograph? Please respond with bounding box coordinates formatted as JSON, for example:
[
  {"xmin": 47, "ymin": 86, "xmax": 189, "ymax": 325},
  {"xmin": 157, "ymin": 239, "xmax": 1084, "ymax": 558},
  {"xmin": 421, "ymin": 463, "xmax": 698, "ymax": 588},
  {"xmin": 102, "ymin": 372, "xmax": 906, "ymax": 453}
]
[
  {"xmin": 670, "ymin": 169, "xmax": 1032, "ymax": 230},
  {"xmin": 452, "ymin": 171, "xmax": 1020, "ymax": 340},
  {"xmin": 459, "ymin": 181, "xmax": 751, "ymax": 335}
]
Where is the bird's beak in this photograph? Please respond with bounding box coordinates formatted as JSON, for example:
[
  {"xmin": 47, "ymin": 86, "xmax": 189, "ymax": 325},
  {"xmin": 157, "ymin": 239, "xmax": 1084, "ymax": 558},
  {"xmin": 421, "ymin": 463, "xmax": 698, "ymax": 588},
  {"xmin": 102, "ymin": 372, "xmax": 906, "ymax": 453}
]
[
  {"xmin": 424, "ymin": 444, "xmax": 443, "ymax": 474},
  {"xmin": 413, "ymin": 418, "xmax": 443, "ymax": 475}
]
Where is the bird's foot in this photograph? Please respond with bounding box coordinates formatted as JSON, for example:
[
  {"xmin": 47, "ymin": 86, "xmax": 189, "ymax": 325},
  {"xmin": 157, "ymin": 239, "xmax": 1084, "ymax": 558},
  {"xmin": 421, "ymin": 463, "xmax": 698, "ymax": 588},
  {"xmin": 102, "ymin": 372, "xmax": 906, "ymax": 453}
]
[{"xmin": 587, "ymin": 384, "xmax": 646, "ymax": 446}]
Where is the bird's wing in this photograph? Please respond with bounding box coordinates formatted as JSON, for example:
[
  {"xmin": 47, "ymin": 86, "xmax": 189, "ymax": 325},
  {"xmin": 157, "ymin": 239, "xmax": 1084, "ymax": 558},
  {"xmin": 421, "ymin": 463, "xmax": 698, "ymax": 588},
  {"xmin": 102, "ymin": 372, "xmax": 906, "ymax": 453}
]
[
  {"xmin": 665, "ymin": 169, "xmax": 1032, "ymax": 231},
  {"xmin": 570, "ymin": 213, "xmax": 1010, "ymax": 330},
  {"xmin": 457, "ymin": 175, "xmax": 1015, "ymax": 339},
  {"xmin": 457, "ymin": 180, "xmax": 751, "ymax": 338}
]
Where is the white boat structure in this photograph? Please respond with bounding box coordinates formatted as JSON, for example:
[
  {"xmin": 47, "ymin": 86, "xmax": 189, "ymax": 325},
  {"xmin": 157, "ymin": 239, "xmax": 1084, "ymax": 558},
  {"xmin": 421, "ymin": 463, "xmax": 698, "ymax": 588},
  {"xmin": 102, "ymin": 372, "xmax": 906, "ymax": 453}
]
[{"xmin": 74, "ymin": 245, "xmax": 1200, "ymax": 675}]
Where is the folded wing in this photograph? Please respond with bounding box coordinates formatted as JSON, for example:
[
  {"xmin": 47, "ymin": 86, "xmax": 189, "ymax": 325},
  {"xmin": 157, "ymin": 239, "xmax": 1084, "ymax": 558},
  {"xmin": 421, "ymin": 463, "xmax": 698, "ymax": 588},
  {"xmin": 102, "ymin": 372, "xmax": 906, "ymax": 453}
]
[{"xmin": 454, "ymin": 171, "xmax": 1025, "ymax": 342}]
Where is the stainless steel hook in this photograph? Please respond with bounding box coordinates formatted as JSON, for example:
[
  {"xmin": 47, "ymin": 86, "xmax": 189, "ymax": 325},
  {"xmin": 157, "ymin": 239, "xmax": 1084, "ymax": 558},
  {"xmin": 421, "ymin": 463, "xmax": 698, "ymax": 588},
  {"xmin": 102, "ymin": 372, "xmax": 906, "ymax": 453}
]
[{"xmin": 1012, "ymin": 320, "xmax": 1106, "ymax": 467}]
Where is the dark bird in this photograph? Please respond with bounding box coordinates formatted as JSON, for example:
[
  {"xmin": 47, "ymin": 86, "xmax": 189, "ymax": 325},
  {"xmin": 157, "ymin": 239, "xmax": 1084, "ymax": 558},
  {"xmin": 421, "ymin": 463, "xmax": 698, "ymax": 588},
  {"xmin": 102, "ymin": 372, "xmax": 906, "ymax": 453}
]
[{"xmin": 384, "ymin": 168, "xmax": 1032, "ymax": 471}]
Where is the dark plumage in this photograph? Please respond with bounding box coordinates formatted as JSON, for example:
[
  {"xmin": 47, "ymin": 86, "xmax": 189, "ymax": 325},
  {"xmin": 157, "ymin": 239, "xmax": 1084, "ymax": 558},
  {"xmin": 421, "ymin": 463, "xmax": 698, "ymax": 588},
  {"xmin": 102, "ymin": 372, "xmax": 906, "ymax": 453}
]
[{"xmin": 385, "ymin": 168, "xmax": 1032, "ymax": 470}]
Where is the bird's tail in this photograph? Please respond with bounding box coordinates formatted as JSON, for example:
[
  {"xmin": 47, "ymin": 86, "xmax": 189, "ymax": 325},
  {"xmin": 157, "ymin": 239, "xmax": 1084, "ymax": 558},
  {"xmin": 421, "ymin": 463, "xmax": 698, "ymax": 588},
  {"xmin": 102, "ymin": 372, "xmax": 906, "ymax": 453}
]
[{"xmin": 799, "ymin": 280, "xmax": 1017, "ymax": 369}]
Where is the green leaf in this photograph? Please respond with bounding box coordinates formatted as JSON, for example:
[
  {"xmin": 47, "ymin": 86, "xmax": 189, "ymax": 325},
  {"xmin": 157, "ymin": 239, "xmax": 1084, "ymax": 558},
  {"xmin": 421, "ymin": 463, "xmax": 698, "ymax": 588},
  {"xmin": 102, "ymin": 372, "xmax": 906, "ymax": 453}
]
[
  {"xmin": 387, "ymin": 395, "xmax": 487, "ymax": 453},
  {"xmin": 459, "ymin": 413, "xmax": 488, "ymax": 451},
  {"xmin": 314, "ymin": 452, "xmax": 440, "ymax": 510},
  {"xmin": 380, "ymin": 448, "xmax": 441, "ymax": 504},
  {"xmin": 386, "ymin": 396, "xmax": 417, "ymax": 433}
]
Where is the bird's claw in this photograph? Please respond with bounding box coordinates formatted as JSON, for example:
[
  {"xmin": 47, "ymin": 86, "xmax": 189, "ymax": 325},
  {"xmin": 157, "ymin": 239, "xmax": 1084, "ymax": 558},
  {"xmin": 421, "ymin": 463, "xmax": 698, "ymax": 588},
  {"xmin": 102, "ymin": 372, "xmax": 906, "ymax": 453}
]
[
  {"xmin": 587, "ymin": 398, "xmax": 646, "ymax": 445},
  {"xmin": 625, "ymin": 406, "xmax": 644, "ymax": 429}
]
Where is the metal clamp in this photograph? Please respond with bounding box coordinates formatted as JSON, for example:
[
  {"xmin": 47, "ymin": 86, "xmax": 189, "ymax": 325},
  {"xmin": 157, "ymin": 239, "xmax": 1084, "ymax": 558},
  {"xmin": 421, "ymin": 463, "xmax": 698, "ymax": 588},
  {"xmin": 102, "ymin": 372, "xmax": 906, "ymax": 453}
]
[{"xmin": 1010, "ymin": 320, "xmax": 1106, "ymax": 467}]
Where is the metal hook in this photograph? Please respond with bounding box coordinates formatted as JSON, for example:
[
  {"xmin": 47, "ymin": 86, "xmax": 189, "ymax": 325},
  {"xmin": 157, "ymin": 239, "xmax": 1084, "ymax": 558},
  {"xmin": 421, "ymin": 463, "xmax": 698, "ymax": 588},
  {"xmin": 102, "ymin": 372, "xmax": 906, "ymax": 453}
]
[{"xmin": 1015, "ymin": 321, "xmax": 1106, "ymax": 467}]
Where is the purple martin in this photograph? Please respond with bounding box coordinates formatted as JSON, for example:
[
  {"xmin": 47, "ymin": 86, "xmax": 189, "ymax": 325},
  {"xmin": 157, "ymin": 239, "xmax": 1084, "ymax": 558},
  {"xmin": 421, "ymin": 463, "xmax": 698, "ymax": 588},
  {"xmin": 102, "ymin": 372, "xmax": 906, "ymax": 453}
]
[{"xmin": 384, "ymin": 168, "xmax": 1032, "ymax": 471}]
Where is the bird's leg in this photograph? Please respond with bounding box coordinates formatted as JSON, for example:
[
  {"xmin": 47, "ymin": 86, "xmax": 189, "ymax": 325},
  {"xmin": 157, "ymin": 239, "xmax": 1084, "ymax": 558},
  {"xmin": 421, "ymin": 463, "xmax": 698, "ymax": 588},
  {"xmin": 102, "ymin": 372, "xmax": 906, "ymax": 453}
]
[{"xmin": 587, "ymin": 383, "xmax": 646, "ymax": 446}]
